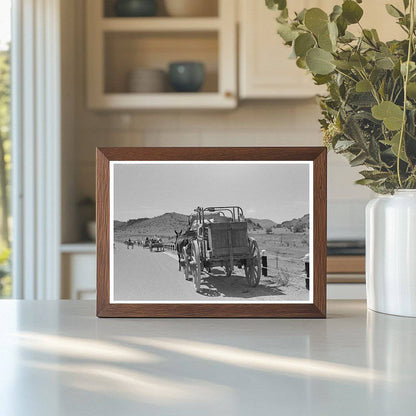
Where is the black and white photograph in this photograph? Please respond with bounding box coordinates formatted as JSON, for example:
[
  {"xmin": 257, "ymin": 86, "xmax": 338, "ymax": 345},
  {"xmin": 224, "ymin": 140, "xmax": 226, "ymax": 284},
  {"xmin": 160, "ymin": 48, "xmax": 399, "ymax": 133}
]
[{"xmin": 110, "ymin": 161, "xmax": 313, "ymax": 303}]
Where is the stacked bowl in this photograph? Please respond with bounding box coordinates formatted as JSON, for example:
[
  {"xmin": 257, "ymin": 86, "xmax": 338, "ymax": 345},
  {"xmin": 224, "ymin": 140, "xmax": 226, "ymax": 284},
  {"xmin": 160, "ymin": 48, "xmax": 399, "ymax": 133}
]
[{"xmin": 127, "ymin": 68, "xmax": 167, "ymax": 93}]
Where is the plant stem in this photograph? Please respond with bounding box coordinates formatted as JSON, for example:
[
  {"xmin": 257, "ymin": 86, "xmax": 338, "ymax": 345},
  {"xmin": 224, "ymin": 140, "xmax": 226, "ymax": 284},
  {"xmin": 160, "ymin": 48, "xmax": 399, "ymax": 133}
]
[
  {"xmin": 334, "ymin": 68, "xmax": 357, "ymax": 83},
  {"xmin": 358, "ymin": 69, "xmax": 380, "ymax": 104},
  {"xmin": 397, "ymin": 0, "xmax": 415, "ymax": 188}
]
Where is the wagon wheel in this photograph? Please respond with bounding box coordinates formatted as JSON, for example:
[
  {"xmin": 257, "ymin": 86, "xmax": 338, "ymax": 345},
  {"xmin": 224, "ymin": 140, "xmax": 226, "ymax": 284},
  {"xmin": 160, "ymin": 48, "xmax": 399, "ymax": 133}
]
[
  {"xmin": 245, "ymin": 238, "xmax": 261, "ymax": 287},
  {"xmin": 183, "ymin": 246, "xmax": 191, "ymax": 281},
  {"xmin": 191, "ymin": 240, "xmax": 202, "ymax": 292}
]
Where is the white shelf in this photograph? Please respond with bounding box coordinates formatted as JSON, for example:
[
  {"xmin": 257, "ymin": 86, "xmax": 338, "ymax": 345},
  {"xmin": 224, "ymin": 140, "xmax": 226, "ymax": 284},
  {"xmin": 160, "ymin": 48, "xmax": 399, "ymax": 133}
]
[
  {"xmin": 61, "ymin": 242, "xmax": 96, "ymax": 254},
  {"xmin": 101, "ymin": 17, "xmax": 221, "ymax": 32},
  {"xmin": 89, "ymin": 92, "xmax": 235, "ymax": 110},
  {"xmin": 86, "ymin": 0, "xmax": 237, "ymax": 110}
]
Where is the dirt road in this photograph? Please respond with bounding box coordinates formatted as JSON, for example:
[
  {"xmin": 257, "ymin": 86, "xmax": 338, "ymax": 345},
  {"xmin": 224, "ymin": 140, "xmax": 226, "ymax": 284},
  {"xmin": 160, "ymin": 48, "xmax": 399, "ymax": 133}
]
[{"xmin": 113, "ymin": 243, "xmax": 310, "ymax": 302}]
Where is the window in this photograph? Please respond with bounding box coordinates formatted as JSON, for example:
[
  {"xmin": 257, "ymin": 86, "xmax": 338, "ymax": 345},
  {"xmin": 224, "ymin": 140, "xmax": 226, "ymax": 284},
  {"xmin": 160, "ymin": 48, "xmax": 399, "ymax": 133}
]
[{"xmin": 0, "ymin": 0, "xmax": 11, "ymax": 298}]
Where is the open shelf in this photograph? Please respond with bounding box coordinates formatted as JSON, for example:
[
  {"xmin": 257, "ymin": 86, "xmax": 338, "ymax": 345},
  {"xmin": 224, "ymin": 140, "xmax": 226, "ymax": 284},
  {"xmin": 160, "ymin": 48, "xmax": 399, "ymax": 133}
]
[
  {"xmin": 90, "ymin": 92, "xmax": 235, "ymax": 109},
  {"xmin": 103, "ymin": 0, "xmax": 219, "ymax": 18},
  {"xmin": 61, "ymin": 242, "xmax": 96, "ymax": 254},
  {"xmin": 104, "ymin": 31, "xmax": 219, "ymax": 94},
  {"xmin": 101, "ymin": 17, "xmax": 221, "ymax": 32},
  {"xmin": 86, "ymin": 0, "xmax": 237, "ymax": 109}
]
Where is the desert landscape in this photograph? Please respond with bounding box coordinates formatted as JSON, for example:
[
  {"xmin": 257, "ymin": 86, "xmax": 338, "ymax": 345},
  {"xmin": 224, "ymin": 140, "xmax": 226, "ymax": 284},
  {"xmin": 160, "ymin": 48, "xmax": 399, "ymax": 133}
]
[{"xmin": 113, "ymin": 212, "xmax": 310, "ymax": 302}]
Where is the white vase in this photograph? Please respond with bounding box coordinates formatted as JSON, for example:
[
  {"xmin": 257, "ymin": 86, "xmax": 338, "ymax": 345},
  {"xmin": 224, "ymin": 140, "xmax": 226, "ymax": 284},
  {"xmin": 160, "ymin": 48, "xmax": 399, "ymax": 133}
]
[{"xmin": 366, "ymin": 190, "xmax": 416, "ymax": 317}]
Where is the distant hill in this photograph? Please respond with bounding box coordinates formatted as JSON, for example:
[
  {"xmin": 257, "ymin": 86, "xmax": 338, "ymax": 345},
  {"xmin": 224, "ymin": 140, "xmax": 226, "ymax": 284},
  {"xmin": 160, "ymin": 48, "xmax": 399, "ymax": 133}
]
[
  {"xmin": 278, "ymin": 214, "xmax": 309, "ymax": 232},
  {"xmin": 249, "ymin": 218, "xmax": 278, "ymax": 230},
  {"xmin": 114, "ymin": 220, "xmax": 126, "ymax": 228},
  {"xmin": 114, "ymin": 212, "xmax": 188, "ymax": 237},
  {"xmin": 114, "ymin": 212, "xmax": 309, "ymax": 239}
]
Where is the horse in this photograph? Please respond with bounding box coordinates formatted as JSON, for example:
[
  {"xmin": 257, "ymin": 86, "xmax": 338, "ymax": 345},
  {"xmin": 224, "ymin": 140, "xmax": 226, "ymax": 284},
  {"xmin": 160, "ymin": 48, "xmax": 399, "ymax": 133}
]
[
  {"xmin": 174, "ymin": 229, "xmax": 196, "ymax": 271},
  {"xmin": 124, "ymin": 239, "xmax": 135, "ymax": 250}
]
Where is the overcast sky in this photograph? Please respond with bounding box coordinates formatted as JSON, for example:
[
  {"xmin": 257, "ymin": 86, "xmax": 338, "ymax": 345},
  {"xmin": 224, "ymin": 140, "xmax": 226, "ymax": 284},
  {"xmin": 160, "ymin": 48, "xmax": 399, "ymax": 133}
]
[{"xmin": 113, "ymin": 162, "xmax": 310, "ymax": 223}]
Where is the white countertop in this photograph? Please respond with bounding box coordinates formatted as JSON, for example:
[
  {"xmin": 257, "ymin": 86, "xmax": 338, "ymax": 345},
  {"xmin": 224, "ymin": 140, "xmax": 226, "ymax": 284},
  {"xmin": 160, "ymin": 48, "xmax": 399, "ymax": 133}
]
[{"xmin": 0, "ymin": 300, "xmax": 415, "ymax": 415}]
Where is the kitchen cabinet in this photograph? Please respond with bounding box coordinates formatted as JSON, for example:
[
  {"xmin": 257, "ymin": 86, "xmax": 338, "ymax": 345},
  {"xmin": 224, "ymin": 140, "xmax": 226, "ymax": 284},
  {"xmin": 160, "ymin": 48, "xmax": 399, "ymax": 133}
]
[
  {"xmin": 86, "ymin": 0, "xmax": 237, "ymax": 109},
  {"xmin": 238, "ymin": 0, "xmax": 404, "ymax": 99},
  {"xmin": 239, "ymin": 0, "xmax": 323, "ymax": 99},
  {"xmin": 61, "ymin": 245, "xmax": 96, "ymax": 300}
]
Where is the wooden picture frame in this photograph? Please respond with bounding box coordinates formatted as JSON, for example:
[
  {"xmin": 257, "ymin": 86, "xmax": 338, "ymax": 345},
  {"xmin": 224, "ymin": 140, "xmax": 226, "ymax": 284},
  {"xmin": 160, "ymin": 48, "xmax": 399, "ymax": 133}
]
[{"xmin": 96, "ymin": 147, "xmax": 327, "ymax": 318}]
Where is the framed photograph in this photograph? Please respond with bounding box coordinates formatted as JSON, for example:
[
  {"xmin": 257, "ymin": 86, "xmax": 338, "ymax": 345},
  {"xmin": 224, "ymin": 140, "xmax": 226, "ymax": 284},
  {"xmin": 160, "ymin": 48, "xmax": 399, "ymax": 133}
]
[{"xmin": 96, "ymin": 147, "xmax": 327, "ymax": 318}]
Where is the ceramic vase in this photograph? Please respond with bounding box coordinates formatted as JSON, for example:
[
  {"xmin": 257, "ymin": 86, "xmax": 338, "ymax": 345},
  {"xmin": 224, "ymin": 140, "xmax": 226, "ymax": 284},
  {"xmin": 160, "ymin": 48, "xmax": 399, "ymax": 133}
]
[{"xmin": 366, "ymin": 190, "xmax": 416, "ymax": 317}]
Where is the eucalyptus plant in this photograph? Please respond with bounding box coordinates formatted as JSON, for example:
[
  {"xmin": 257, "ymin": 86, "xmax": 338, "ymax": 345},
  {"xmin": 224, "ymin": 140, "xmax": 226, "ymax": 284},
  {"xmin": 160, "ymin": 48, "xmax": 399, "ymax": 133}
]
[{"xmin": 266, "ymin": 0, "xmax": 416, "ymax": 193}]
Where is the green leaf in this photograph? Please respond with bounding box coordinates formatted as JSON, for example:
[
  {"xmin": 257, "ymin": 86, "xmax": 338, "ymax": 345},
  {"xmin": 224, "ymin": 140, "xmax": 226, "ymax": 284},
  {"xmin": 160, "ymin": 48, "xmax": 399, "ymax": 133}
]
[
  {"xmin": 356, "ymin": 178, "xmax": 377, "ymax": 185},
  {"xmin": 372, "ymin": 101, "xmax": 404, "ymax": 130},
  {"xmin": 375, "ymin": 57, "xmax": 395, "ymax": 70},
  {"xmin": 363, "ymin": 29, "xmax": 375, "ymax": 44},
  {"xmin": 360, "ymin": 170, "xmax": 391, "ymax": 180},
  {"xmin": 371, "ymin": 29, "xmax": 380, "ymax": 42},
  {"xmin": 317, "ymin": 23, "xmax": 338, "ymax": 52},
  {"xmin": 296, "ymin": 57, "xmax": 307, "ymax": 69},
  {"xmin": 318, "ymin": 31, "xmax": 333, "ymax": 52},
  {"xmin": 369, "ymin": 136, "xmax": 381, "ymax": 162},
  {"xmin": 306, "ymin": 48, "xmax": 335, "ymax": 75},
  {"xmin": 356, "ymin": 79, "xmax": 372, "ymax": 92},
  {"xmin": 295, "ymin": 8, "xmax": 307, "ymax": 22},
  {"xmin": 350, "ymin": 152, "xmax": 368, "ymax": 167},
  {"xmin": 382, "ymin": 132, "xmax": 409, "ymax": 162},
  {"xmin": 294, "ymin": 33, "xmax": 315, "ymax": 57},
  {"xmin": 349, "ymin": 92, "xmax": 376, "ymax": 107},
  {"xmin": 350, "ymin": 53, "xmax": 368, "ymax": 69},
  {"xmin": 344, "ymin": 114, "xmax": 368, "ymax": 147},
  {"xmin": 336, "ymin": 15, "xmax": 348, "ymax": 36},
  {"xmin": 313, "ymin": 74, "xmax": 332, "ymax": 85},
  {"xmin": 401, "ymin": 61, "xmax": 416, "ymax": 76},
  {"xmin": 333, "ymin": 59, "xmax": 353, "ymax": 70},
  {"xmin": 334, "ymin": 139, "xmax": 355, "ymax": 152},
  {"xmin": 340, "ymin": 31, "xmax": 356, "ymax": 42},
  {"xmin": 277, "ymin": 23, "xmax": 299, "ymax": 42},
  {"xmin": 330, "ymin": 5, "xmax": 343, "ymax": 22},
  {"xmin": 342, "ymin": 0, "xmax": 363, "ymax": 24},
  {"xmin": 266, "ymin": 0, "xmax": 287, "ymax": 11},
  {"xmin": 328, "ymin": 21, "xmax": 338, "ymax": 45},
  {"xmin": 276, "ymin": 9, "xmax": 289, "ymax": 24},
  {"xmin": 385, "ymin": 4, "xmax": 403, "ymax": 18},
  {"xmin": 304, "ymin": 8, "xmax": 329, "ymax": 35},
  {"xmin": 407, "ymin": 82, "xmax": 416, "ymax": 99}
]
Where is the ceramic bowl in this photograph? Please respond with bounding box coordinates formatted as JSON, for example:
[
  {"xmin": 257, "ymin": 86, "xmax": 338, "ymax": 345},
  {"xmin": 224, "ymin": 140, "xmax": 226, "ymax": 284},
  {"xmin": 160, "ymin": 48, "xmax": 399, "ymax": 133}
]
[
  {"xmin": 114, "ymin": 0, "xmax": 158, "ymax": 17},
  {"xmin": 168, "ymin": 62, "xmax": 205, "ymax": 93},
  {"xmin": 127, "ymin": 68, "xmax": 167, "ymax": 93}
]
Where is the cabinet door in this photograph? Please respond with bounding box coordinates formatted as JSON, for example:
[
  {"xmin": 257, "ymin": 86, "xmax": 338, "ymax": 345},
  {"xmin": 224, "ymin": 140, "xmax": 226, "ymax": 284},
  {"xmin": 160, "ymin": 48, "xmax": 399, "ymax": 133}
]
[
  {"xmin": 239, "ymin": 0, "xmax": 320, "ymax": 99},
  {"xmin": 239, "ymin": 0, "xmax": 403, "ymax": 99}
]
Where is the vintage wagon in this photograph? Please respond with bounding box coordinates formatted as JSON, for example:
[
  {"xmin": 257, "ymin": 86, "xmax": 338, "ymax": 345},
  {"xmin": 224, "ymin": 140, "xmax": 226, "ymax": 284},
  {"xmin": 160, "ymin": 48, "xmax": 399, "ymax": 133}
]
[
  {"xmin": 181, "ymin": 206, "xmax": 262, "ymax": 292},
  {"xmin": 150, "ymin": 238, "xmax": 164, "ymax": 252}
]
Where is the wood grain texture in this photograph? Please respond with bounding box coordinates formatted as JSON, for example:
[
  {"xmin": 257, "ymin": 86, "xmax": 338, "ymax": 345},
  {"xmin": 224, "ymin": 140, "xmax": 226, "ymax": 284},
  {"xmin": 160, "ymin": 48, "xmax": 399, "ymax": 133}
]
[{"xmin": 96, "ymin": 147, "xmax": 327, "ymax": 318}]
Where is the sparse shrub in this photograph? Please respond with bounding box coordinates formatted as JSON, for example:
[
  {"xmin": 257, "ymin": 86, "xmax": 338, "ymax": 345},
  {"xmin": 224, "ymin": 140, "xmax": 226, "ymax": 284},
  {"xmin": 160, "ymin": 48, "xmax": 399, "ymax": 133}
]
[
  {"xmin": 276, "ymin": 268, "xmax": 290, "ymax": 287},
  {"xmin": 292, "ymin": 223, "xmax": 305, "ymax": 233}
]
